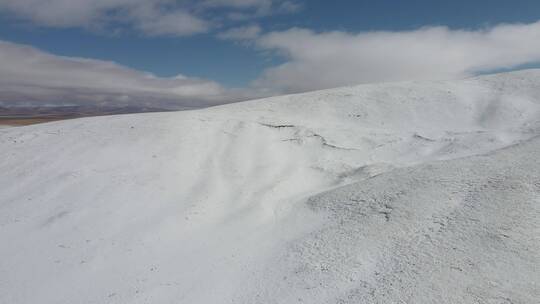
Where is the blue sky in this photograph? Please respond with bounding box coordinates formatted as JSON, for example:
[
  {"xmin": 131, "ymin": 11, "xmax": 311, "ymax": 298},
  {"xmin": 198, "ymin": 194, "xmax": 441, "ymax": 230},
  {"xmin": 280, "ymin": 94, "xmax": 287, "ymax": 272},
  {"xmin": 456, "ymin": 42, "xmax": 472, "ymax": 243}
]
[{"xmin": 1, "ymin": 0, "xmax": 540, "ymax": 108}]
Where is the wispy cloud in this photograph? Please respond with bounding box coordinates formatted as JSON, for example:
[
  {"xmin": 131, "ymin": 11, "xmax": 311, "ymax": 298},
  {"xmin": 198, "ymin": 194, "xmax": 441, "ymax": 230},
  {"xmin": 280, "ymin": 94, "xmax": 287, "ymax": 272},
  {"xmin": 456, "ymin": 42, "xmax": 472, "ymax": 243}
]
[
  {"xmin": 0, "ymin": 40, "xmax": 258, "ymax": 109},
  {"xmin": 218, "ymin": 25, "xmax": 262, "ymax": 40},
  {"xmin": 201, "ymin": 0, "xmax": 273, "ymax": 9},
  {"xmin": 0, "ymin": 0, "xmax": 210, "ymax": 36},
  {"xmin": 200, "ymin": 0, "xmax": 300, "ymax": 14},
  {"xmin": 253, "ymin": 21, "xmax": 540, "ymax": 92},
  {"xmin": 0, "ymin": 0, "xmax": 301, "ymax": 37}
]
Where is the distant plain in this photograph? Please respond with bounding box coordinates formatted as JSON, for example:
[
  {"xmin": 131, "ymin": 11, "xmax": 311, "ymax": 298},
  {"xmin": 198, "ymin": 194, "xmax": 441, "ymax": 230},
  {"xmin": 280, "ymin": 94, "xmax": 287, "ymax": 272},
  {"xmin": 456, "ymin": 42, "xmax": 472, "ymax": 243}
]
[{"xmin": 0, "ymin": 117, "xmax": 70, "ymax": 126}]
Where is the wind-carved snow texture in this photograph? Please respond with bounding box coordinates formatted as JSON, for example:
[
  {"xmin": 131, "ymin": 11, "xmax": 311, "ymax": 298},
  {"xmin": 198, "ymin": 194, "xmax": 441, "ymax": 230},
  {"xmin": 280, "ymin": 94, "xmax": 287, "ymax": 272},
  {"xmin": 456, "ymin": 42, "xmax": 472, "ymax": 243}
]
[
  {"xmin": 252, "ymin": 138, "xmax": 540, "ymax": 303},
  {"xmin": 1, "ymin": 70, "xmax": 540, "ymax": 303}
]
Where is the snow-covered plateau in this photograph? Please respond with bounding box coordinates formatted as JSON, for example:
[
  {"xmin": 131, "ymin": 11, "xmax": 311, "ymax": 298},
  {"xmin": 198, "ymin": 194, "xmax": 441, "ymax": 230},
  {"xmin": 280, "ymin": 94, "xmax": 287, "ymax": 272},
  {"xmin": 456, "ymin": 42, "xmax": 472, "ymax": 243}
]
[{"xmin": 1, "ymin": 70, "xmax": 539, "ymax": 303}]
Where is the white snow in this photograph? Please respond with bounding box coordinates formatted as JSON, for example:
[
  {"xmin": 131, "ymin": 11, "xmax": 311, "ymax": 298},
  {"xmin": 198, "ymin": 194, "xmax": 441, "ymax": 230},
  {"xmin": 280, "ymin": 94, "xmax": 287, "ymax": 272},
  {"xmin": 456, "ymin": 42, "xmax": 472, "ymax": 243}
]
[{"xmin": 1, "ymin": 70, "xmax": 539, "ymax": 303}]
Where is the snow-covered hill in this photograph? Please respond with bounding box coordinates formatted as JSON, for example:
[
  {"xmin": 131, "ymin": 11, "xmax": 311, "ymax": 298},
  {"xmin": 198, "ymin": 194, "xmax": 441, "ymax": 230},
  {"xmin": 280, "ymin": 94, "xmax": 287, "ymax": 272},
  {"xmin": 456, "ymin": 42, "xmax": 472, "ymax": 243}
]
[{"xmin": 1, "ymin": 70, "xmax": 539, "ymax": 303}]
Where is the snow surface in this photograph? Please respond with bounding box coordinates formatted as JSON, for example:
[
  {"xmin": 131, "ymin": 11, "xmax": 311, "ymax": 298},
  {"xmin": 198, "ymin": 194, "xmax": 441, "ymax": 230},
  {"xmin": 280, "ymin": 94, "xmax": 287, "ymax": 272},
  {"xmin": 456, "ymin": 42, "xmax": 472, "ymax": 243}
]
[{"xmin": 1, "ymin": 70, "xmax": 539, "ymax": 303}]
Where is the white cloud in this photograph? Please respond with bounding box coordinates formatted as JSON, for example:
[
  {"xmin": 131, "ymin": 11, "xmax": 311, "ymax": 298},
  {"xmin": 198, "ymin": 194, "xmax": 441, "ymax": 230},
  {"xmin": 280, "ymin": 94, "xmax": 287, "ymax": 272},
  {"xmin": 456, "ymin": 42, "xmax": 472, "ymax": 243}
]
[
  {"xmin": 3, "ymin": 14, "xmax": 540, "ymax": 109},
  {"xmin": 254, "ymin": 21, "xmax": 540, "ymax": 92},
  {"xmin": 0, "ymin": 40, "xmax": 258, "ymax": 109},
  {"xmin": 218, "ymin": 25, "xmax": 262, "ymax": 40}
]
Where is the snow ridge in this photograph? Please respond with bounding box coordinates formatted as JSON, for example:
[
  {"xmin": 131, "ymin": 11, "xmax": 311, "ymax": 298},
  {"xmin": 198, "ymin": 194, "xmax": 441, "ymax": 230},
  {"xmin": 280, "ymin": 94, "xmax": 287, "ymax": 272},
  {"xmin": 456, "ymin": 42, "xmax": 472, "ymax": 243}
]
[{"xmin": 1, "ymin": 70, "xmax": 540, "ymax": 303}]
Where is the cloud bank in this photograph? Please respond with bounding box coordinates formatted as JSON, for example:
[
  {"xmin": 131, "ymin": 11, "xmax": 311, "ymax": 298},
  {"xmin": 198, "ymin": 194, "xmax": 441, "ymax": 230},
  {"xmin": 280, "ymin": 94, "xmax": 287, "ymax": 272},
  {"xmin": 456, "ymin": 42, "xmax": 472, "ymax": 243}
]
[
  {"xmin": 254, "ymin": 21, "xmax": 540, "ymax": 92},
  {"xmin": 1, "ymin": 20, "xmax": 540, "ymax": 109},
  {"xmin": 0, "ymin": 40, "xmax": 257, "ymax": 109}
]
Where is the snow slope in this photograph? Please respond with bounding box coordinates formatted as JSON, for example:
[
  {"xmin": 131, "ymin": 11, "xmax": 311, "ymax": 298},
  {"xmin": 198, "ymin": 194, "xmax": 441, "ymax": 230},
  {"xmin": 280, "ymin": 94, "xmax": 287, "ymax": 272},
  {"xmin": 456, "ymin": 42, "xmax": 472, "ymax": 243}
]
[{"xmin": 1, "ymin": 70, "xmax": 539, "ymax": 303}]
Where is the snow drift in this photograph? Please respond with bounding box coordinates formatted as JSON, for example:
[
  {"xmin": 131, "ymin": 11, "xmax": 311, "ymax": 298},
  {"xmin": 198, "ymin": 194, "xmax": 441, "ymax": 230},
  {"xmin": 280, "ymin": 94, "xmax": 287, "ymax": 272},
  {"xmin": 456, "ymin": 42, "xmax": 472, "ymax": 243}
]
[{"xmin": 1, "ymin": 70, "xmax": 539, "ymax": 303}]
